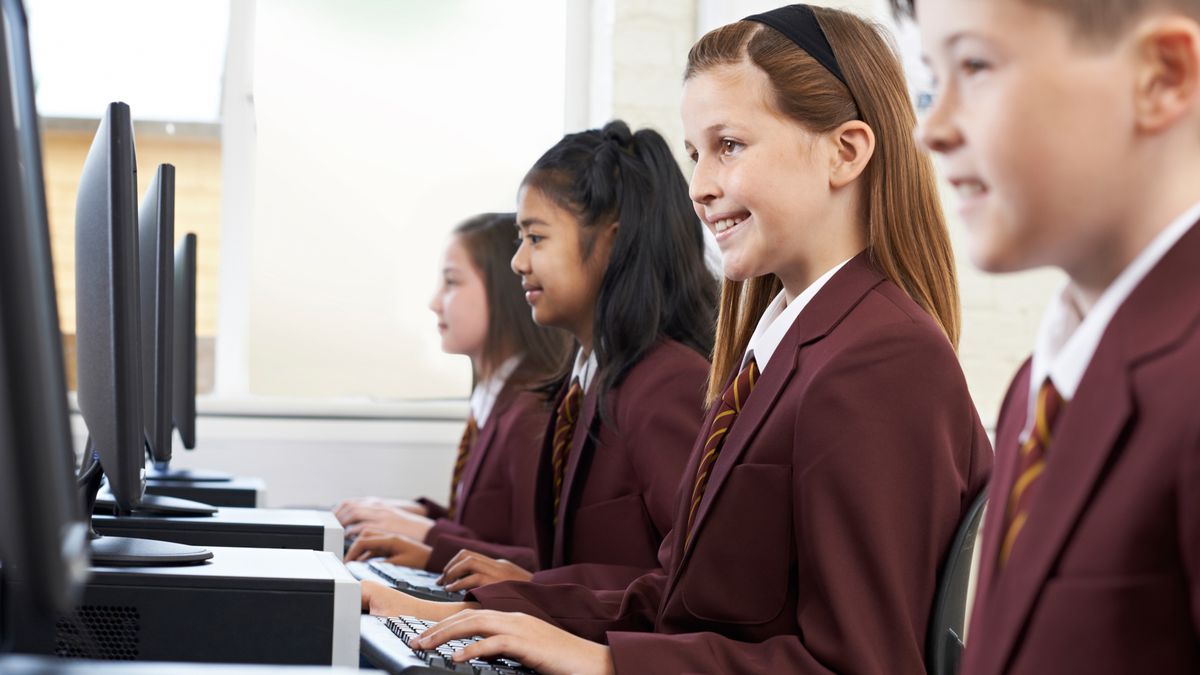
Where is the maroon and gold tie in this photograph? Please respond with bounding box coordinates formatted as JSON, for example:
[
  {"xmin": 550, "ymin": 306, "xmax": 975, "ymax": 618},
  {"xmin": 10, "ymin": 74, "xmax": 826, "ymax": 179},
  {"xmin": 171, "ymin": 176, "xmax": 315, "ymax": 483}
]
[
  {"xmin": 998, "ymin": 378, "xmax": 1066, "ymax": 567},
  {"xmin": 446, "ymin": 415, "xmax": 478, "ymax": 521},
  {"xmin": 685, "ymin": 358, "xmax": 759, "ymax": 548},
  {"xmin": 551, "ymin": 378, "xmax": 584, "ymax": 523}
]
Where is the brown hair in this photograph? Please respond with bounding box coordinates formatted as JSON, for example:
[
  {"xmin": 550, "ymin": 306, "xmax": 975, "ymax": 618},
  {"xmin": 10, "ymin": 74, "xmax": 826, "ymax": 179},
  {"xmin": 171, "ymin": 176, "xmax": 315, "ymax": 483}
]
[
  {"xmin": 687, "ymin": 8, "xmax": 960, "ymax": 404},
  {"xmin": 890, "ymin": 0, "xmax": 1200, "ymax": 41},
  {"xmin": 453, "ymin": 213, "xmax": 571, "ymax": 391}
]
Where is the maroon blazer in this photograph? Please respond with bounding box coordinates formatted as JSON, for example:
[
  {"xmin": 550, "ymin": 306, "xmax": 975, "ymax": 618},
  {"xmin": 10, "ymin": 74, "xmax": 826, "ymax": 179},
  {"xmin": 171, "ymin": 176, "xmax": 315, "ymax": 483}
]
[
  {"xmin": 459, "ymin": 339, "xmax": 708, "ymax": 590},
  {"xmin": 472, "ymin": 253, "xmax": 992, "ymax": 673},
  {"xmin": 961, "ymin": 222, "xmax": 1200, "ymax": 675},
  {"xmin": 417, "ymin": 379, "xmax": 551, "ymax": 571}
]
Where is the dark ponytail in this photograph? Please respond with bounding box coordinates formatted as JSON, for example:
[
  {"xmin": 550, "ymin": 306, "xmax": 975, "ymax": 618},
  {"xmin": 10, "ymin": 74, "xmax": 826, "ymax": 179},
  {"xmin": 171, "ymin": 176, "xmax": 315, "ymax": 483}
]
[{"xmin": 524, "ymin": 120, "xmax": 717, "ymax": 409}]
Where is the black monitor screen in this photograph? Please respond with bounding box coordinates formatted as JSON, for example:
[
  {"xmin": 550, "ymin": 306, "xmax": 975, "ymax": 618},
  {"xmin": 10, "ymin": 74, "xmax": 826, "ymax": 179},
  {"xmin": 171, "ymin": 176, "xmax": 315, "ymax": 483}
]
[
  {"xmin": 0, "ymin": 0, "xmax": 89, "ymax": 620},
  {"xmin": 139, "ymin": 163, "xmax": 175, "ymax": 466},
  {"xmin": 173, "ymin": 232, "xmax": 196, "ymax": 450},
  {"xmin": 74, "ymin": 101, "xmax": 145, "ymax": 514}
]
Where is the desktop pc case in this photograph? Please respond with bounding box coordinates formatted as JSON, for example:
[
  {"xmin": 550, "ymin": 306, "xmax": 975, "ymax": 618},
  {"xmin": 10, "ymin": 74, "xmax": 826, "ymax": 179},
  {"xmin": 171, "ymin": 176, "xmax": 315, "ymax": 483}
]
[{"xmin": 4, "ymin": 547, "xmax": 360, "ymax": 666}]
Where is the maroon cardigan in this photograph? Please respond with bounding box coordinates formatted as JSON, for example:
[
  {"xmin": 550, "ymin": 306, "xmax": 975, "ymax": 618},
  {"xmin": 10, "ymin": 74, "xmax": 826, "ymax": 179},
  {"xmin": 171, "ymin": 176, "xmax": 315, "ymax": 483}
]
[
  {"xmin": 961, "ymin": 221, "xmax": 1200, "ymax": 675},
  {"xmin": 419, "ymin": 379, "xmax": 551, "ymax": 571},
  {"xmin": 471, "ymin": 253, "xmax": 993, "ymax": 674}
]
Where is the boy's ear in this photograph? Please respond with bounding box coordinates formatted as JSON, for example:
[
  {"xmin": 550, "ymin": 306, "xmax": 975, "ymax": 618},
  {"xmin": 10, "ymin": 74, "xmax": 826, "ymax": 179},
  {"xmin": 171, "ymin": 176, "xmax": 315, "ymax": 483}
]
[
  {"xmin": 828, "ymin": 121, "xmax": 875, "ymax": 189},
  {"xmin": 1133, "ymin": 17, "xmax": 1200, "ymax": 134}
]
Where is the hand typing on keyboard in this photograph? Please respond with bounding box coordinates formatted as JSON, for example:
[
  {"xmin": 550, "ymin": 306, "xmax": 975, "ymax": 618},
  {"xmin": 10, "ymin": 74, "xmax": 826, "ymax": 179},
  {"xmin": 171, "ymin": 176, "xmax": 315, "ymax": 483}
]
[
  {"xmin": 362, "ymin": 579, "xmax": 476, "ymax": 621},
  {"xmin": 413, "ymin": 609, "xmax": 616, "ymax": 675},
  {"xmin": 439, "ymin": 550, "xmax": 534, "ymax": 592},
  {"xmin": 346, "ymin": 532, "xmax": 433, "ymax": 569}
]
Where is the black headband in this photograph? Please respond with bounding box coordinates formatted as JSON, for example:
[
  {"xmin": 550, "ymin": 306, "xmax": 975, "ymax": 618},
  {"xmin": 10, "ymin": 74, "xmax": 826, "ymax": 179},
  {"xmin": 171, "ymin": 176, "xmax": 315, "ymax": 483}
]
[{"xmin": 744, "ymin": 4, "xmax": 848, "ymax": 87}]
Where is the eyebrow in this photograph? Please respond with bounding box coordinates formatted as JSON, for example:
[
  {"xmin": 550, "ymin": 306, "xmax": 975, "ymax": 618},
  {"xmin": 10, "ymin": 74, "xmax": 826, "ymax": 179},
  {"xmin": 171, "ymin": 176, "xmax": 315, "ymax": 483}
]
[{"xmin": 517, "ymin": 218, "xmax": 549, "ymax": 229}]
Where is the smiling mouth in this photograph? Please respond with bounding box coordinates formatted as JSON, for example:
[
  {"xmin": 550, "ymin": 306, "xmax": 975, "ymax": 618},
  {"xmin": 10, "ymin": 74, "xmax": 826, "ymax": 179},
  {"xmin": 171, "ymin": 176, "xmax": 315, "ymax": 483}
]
[{"xmin": 950, "ymin": 178, "xmax": 988, "ymax": 199}]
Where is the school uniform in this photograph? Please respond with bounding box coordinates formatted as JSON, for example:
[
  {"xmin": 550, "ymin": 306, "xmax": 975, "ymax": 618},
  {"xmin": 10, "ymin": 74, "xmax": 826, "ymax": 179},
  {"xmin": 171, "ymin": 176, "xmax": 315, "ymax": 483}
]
[
  {"xmin": 453, "ymin": 339, "xmax": 708, "ymax": 590},
  {"xmin": 961, "ymin": 203, "xmax": 1200, "ymax": 675},
  {"xmin": 471, "ymin": 252, "xmax": 992, "ymax": 674},
  {"xmin": 416, "ymin": 357, "xmax": 550, "ymax": 572}
]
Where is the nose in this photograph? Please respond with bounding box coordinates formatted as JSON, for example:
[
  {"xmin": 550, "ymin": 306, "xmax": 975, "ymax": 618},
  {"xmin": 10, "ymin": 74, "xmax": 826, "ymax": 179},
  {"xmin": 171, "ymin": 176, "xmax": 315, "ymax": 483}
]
[
  {"xmin": 511, "ymin": 238, "xmax": 531, "ymax": 276},
  {"xmin": 688, "ymin": 155, "xmax": 720, "ymax": 207},
  {"xmin": 428, "ymin": 285, "xmax": 441, "ymax": 314},
  {"xmin": 916, "ymin": 86, "xmax": 964, "ymax": 155}
]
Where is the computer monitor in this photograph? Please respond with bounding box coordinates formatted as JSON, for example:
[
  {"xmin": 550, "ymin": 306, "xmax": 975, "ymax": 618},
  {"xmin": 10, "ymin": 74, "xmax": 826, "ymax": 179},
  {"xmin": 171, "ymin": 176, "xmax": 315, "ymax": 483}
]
[
  {"xmin": 0, "ymin": 0, "xmax": 89, "ymax": 649},
  {"xmin": 147, "ymin": 231, "xmax": 233, "ymax": 483},
  {"xmin": 74, "ymin": 101, "xmax": 210, "ymax": 565},
  {"xmin": 138, "ymin": 163, "xmax": 175, "ymax": 468},
  {"xmin": 173, "ymin": 233, "xmax": 196, "ymax": 450}
]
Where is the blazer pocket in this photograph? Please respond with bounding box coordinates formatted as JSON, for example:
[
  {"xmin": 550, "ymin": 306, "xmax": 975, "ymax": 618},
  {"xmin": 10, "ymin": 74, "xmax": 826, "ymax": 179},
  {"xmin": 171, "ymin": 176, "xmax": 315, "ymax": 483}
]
[
  {"xmin": 1020, "ymin": 572, "xmax": 1193, "ymax": 673},
  {"xmin": 570, "ymin": 493, "xmax": 658, "ymax": 568},
  {"xmin": 457, "ymin": 487, "xmax": 511, "ymax": 544},
  {"xmin": 682, "ymin": 463, "xmax": 791, "ymax": 625}
]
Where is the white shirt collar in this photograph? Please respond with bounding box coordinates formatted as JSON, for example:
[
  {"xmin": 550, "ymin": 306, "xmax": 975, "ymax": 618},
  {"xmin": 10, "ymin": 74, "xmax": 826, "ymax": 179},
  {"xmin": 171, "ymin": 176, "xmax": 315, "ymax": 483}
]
[
  {"xmin": 1027, "ymin": 199, "xmax": 1200, "ymax": 426},
  {"xmin": 742, "ymin": 258, "xmax": 852, "ymax": 371},
  {"xmin": 570, "ymin": 348, "xmax": 599, "ymax": 393},
  {"xmin": 469, "ymin": 354, "xmax": 522, "ymax": 426}
]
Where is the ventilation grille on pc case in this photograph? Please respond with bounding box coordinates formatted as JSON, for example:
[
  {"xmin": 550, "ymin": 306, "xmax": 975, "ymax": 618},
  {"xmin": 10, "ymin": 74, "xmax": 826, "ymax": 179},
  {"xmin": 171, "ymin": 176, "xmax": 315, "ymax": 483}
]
[{"xmin": 55, "ymin": 605, "xmax": 141, "ymax": 659}]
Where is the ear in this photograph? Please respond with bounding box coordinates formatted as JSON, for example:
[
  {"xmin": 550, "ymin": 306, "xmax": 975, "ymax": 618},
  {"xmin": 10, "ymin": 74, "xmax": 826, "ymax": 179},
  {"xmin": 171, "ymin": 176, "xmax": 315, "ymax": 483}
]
[
  {"xmin": 827, "ymin": 121, "xmax": 875, "ymax": 189},
  {"xmin": 1132, "ymin": 17, "xmax": 1200, "ymax": 134}
]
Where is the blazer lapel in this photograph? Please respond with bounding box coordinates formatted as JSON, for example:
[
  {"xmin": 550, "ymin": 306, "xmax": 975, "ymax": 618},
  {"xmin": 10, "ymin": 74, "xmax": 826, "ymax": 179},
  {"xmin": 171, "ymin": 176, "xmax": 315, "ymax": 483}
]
[
  {"xmin": 969, "ymin": 361, "xmax": 1031, "ymax": 622},
  {"xmin": 455, "ymin": 380, "xmax": 518, "ymax": 518},
  {"xmin": 532, "ymin": 379, "xmax": 571, "ymax": 569},
  {"xmin": 551, "ymin": 383, "xmax": 601, "ymax": 566},
  {"xmin": 973, "ymin": 356, "xmax": 1133, "ymax": 674},
  {"xmin": 665, "ymin": 252, "xmax": 885, "ymax": 599},
  {"xmin": 973, "ymin": 220, "xmax": 1200, "ymax": 675}
]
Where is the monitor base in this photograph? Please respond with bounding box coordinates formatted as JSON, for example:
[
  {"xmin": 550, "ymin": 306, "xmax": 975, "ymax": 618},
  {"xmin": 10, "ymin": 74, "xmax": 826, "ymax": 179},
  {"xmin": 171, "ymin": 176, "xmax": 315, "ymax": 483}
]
[
  {"xmin": 148, "ymin": 464, "xmax": 233, "ymax": 483},
  {"xmin": 88, "ymin": 535, "xmax": 212, "ymax": 566}
]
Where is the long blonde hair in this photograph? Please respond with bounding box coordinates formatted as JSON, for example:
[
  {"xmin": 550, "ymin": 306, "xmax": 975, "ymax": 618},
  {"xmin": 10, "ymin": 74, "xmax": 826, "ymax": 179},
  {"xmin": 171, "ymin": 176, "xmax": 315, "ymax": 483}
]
[{"xmin": 687, "ymin": 7, "xmax": 960, "ymax": 404}]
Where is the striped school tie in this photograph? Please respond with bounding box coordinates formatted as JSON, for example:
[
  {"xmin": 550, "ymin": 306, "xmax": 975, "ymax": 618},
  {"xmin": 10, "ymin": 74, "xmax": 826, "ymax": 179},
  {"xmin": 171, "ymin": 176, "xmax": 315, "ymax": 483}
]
[
  {"xmin": 998, "ymin": 378, "xmax": 1066, "ymax": 567},
  {"xmin": 685, "ymin": 358, "xmax": 759, "ymax": 548},
  {"xmin": 446, "ymin": 415, "xmax": 478, "ymax": 521},
  {"xmin": 551, "ymin": 378, "xmax": 584, "ymax": 523}
]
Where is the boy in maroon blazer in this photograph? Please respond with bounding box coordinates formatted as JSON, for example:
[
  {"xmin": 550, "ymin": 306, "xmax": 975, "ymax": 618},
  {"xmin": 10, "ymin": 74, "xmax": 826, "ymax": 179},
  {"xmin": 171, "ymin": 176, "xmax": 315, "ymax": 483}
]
[{"xmin": 907, "ymin": 0, "xmax": 1200, "ymax": 672}]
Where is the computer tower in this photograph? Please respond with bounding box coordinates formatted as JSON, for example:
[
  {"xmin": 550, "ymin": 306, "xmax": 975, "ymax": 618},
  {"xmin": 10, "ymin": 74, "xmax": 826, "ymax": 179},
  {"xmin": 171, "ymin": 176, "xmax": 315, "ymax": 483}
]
[
  {"xmin": 7, "ymin": 547, "xmax": 359, "ymax": 666},
  {"xmin": 91, "ymin": 508, "xmax": 341, "ymax": 553}
]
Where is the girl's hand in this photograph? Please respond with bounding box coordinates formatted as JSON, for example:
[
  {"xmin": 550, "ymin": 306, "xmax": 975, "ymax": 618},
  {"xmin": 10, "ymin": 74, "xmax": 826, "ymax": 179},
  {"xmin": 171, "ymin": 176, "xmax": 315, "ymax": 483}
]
[
  {"xmin": 338, "ymin": 502, "xmax": 435, "ymax": 540},
  {"xmin": 360, "ymin": 580, "xmax": 474, "ymax": 620},
  {"xmin": 334, "ymin": 497, "xmax": 426, "ymax": 525},
  {"xmin": 439, "ymin": 550, "xmax": 533, "ymax": 592},
  {"xmin": 414, "ymin": 609, "xmax": 615, "ymax": 675},
  {"xmin": 345, "ymin": 533, "xmax": 433, "ymax": 569}
]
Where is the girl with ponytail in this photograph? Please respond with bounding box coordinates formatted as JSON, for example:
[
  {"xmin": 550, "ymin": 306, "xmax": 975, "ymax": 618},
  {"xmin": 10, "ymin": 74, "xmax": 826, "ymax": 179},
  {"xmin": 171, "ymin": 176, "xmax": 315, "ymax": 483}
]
[
  {"xmin": 352, "ymin": 120, "xmax": 718, "ymax": 594},
  {"xmin": 363, "ymin": 7, "xmax": 991, "ymax": 674}
]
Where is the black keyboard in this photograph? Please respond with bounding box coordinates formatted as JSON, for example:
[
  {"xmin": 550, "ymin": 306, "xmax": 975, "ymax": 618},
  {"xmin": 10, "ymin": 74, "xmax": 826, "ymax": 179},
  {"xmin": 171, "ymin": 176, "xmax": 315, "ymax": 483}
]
[
  {"xmin": 346, "ymin": 559, "xmax": 467, "ymax": 602},
  {"xmin": 360, "ymin": 615, "xmax": 537, "ymax": 675}
]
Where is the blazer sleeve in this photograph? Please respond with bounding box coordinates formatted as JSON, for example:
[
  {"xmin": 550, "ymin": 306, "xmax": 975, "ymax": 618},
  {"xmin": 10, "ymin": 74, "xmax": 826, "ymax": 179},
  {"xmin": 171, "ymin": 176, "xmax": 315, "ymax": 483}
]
[
  {"xmin": 468, "ymin": 568, "xmax": 667, "ymax": 643},
  {"xmin": 608, "ymin": 321, "xmax": 989, "ymax": 674},
  {"xmin": 417, "ymin": 497, "xmax": 449, "ymax": 521}
]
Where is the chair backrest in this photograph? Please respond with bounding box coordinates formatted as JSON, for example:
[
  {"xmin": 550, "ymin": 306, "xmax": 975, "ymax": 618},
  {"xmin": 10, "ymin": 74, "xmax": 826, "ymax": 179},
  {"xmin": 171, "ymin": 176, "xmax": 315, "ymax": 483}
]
[{"xmin": 926, "ymin": 488, "xmax": 989, "ymax": 675}]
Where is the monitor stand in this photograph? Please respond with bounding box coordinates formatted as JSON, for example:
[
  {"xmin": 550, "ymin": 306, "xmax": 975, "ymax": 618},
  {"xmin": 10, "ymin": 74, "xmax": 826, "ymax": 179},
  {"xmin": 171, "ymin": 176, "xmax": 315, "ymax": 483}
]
[
  {"xmin": 147, "ymin": 462, "xmax": 233, "ymax": 483},
  {"xmin": 93, "ymin": 491, "xmax": 217, "ymax": 517},
  {"xmin": 78, "ymin": 442, "xmax": 212, "ymax": 567}
]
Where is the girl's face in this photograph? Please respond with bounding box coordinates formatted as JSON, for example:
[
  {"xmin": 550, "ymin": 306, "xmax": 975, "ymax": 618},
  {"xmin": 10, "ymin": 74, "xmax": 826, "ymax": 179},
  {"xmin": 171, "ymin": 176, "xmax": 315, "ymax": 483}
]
[
  {"xmin": 682, "ymin": 61, "xmax": 842, "ymax": 292},
  {"xmin": 511, "ymin": 186, "xmax": 615, "ymax": 345},
  {"xmin": 428, "ymin": 235, "xmax": 488, "ymax": 361}
]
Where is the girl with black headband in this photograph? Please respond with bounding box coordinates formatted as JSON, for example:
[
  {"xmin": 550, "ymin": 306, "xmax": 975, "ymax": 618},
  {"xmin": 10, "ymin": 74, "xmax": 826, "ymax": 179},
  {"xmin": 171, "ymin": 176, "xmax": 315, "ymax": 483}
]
[{"xmin": 365, "ymin": 6, "xmax": 991, "ymax": 674}]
